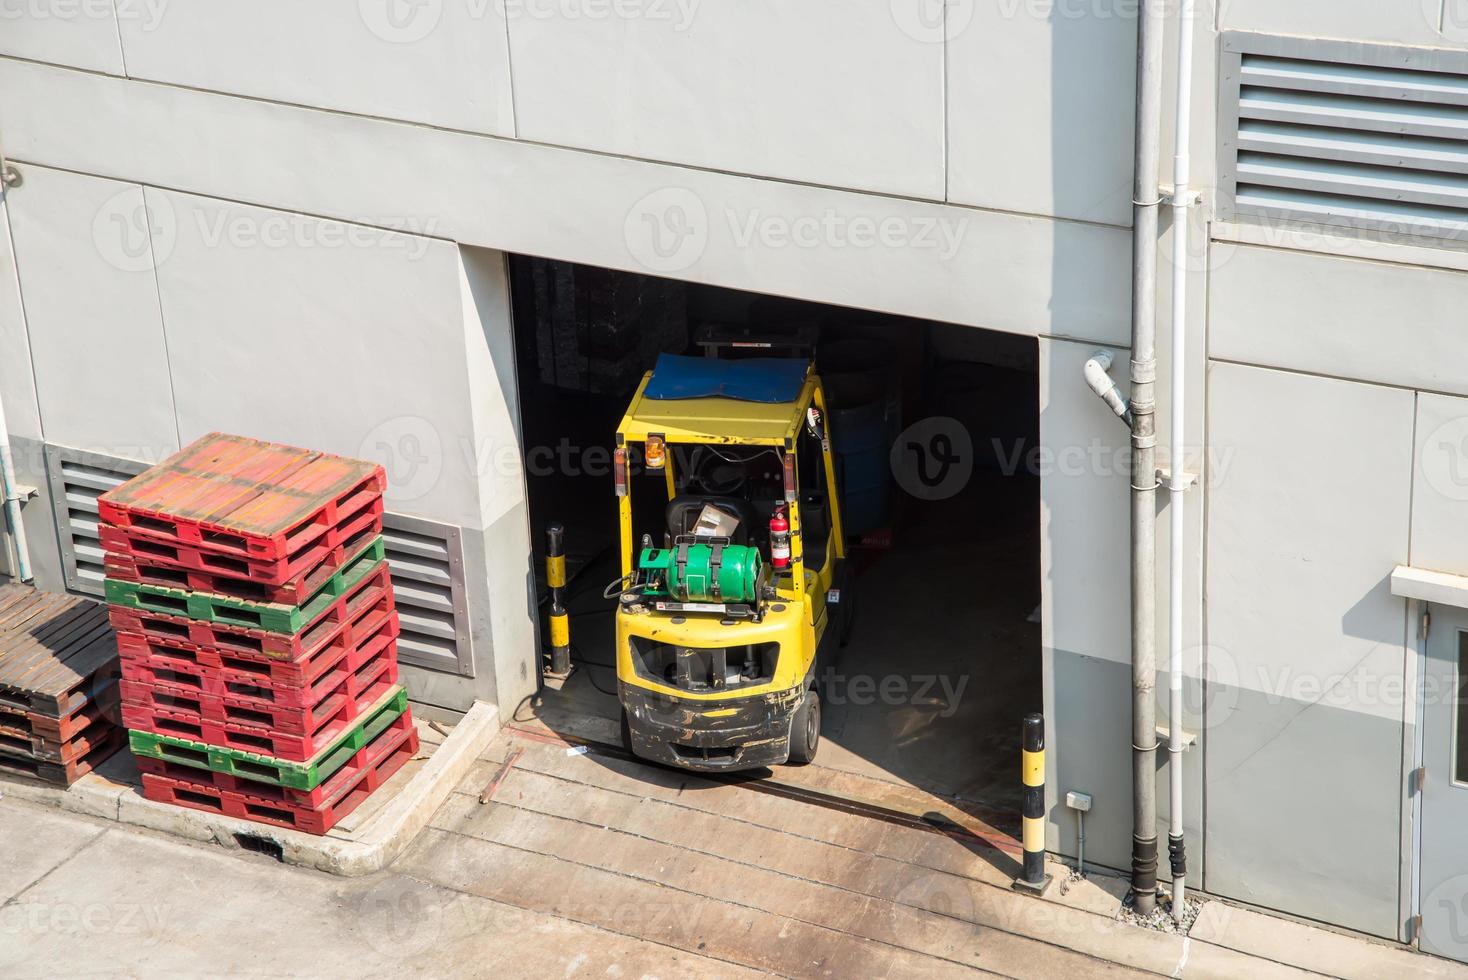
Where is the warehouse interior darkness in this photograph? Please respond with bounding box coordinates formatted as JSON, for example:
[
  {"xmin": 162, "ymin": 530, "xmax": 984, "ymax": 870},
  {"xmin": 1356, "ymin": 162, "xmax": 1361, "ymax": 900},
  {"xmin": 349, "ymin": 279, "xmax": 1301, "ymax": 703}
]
[{"xmin": 507, "ymin": 256, "xmax": 1041, "ymax": 821}]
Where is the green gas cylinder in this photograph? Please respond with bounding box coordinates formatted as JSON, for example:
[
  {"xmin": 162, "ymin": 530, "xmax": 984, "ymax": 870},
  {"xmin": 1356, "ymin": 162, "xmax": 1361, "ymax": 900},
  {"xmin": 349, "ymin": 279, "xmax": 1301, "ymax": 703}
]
[{"xmin": 638, "ymin": 541, "xmax": 764, "ymax": 604}]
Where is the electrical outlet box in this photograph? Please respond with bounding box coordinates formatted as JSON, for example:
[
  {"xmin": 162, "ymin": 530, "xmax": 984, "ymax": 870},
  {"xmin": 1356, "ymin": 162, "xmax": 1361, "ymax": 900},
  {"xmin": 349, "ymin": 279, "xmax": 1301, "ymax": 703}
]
[{"xmin": 1066, "ymin": 791, "xmax": 1093, "ymax": 812}]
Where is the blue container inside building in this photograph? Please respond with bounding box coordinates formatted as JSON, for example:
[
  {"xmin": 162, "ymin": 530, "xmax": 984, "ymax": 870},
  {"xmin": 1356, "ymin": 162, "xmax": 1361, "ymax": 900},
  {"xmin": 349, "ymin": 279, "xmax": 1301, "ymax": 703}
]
[{"xmin": 820, "ymin": 339, "xmax": 899, "ymax": 536}]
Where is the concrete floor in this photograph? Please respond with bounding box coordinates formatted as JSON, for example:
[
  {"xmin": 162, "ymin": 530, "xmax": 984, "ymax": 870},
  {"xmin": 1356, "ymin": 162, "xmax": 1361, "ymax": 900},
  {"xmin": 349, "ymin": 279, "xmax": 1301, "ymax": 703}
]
[
  {"xmin": 533, "ymin": 467, "xmax": 1040, "ymax": 832},
  {"xmin": 2, "ymin": 725, "xmax": 1462, "ymax": 979},
  {"xmin": 818, "ymin": 471, "xmax": 1040, "ymax": 810}
]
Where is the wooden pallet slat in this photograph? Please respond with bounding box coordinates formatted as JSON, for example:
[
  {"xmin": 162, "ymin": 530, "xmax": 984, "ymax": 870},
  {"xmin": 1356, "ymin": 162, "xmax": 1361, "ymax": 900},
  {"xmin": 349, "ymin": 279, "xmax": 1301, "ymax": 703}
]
[{"xmin": 0, "ymin": 586, "xmax": 124, "ymax": 784}]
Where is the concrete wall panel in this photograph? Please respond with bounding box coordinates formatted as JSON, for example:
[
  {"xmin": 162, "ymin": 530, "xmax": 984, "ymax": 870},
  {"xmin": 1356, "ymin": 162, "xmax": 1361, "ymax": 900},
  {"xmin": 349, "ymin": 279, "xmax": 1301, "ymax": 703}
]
[
  {"xmin": 0, "ymin": 59, "xmax": 1131, "ymax": 345},
  {"xmin": 1040, "ymin": 338, "xmax": 1133, "ymax": 870},
  {"xmin": 146, "ymin": 188, "xmax": 485, "ymax": 531},
  {"xmin": 0, "ymin": 4, "xmax": 124, "ymax": 74},
  {"xmin": 118, "ymin": 1, "xmax": 515, "ymax": 136},
  {"xmin": 4, "ymin": 165, "xmax": 177, "ymax": 458},
  {"xmin": 508, "ymin": 1, "xmax": 943, "ymax": 198},
  {"xmin": 1218, "ymin": 0, "xmax": 1468, "ymax": 49},
  {"xmin": 459, "ymin": 246, "xmax": 537, "ymax": 717},
  {"xmin": 1040, "ymin": 332, "xmax": 1208, "ymax": 877},
  {"xmin": 1206, "ymin": 361, "xmax": 1413, "ymax": 937},
  {"xmin": 0, "ymin": 200, "xmax": 41, "ymax": 443},
  {"xmin": 1040, "ymin": 339, "xmax": 1132, "ymax": 669},
  {"xmin": 946, "ymin": 1, "xmax": 1136, "ymax": 225},
  {"xmin": 1210, "ymin": 244, "xmax": 1468, "ymax": 399},
  {"xmin": 1412, "ymin": 392, "xmax": 1468, "ymax": 580}
]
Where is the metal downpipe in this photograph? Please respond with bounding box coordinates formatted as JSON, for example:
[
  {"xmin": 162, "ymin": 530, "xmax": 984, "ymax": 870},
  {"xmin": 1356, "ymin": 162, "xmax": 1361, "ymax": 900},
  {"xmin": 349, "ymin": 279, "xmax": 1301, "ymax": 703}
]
[
  {"xmin": 1128, "ymin": 0, "xmax": 1165, "ymax": 916},
  {"xmin": 0, "ymin": 436, "xmax": 29, "ymax": 583},
  {"xmin": 1167, "ymin": 0, "xmax": 1199, "ymax": 921}
]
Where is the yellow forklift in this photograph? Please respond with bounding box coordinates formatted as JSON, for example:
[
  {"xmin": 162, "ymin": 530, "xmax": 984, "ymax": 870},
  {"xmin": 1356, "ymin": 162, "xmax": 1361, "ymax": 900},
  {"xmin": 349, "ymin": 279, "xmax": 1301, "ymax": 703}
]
[{"xmin": 606, "ymin": 355, "xmax": 853, "ymax": 771}]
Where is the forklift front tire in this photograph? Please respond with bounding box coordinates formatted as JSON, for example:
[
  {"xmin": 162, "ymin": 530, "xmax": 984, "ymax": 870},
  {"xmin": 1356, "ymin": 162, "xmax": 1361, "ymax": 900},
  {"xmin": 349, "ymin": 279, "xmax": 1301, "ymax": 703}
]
[{"xmin": 787, "ymin": 688, "xmax": 821, "ymax": 765}]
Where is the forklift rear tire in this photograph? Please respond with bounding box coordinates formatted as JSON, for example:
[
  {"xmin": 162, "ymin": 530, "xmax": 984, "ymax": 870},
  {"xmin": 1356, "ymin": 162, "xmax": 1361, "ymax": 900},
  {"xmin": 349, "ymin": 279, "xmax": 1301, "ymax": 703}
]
[{"xmin": 787, "ymin": 688, "xmax": 821, "ymax": 765}]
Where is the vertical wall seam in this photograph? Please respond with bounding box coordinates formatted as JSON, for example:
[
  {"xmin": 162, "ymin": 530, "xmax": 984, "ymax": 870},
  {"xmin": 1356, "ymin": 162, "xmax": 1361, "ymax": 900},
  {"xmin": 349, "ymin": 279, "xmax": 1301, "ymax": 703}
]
[
  {"xmin": 139, "ymin": 186, "xmax": 183, "ymax": 451},
  {"xmin": 940, "ymin": 0, "xmax": 949, "ymax": 203},
  {"xmin": 1406, "ymin": 393, "xmax": 1419, "ymax": 571},
  {"xmin": 1393, "ymin": 392, "xmax": 1422, "ymax": 941},
  {"xmin": 109, "ymin": 0, "xmax": 129, "ymax": 77},
  {"xmin": 501, "ymin": 8, "xmax": 519, "ymax": 139}
]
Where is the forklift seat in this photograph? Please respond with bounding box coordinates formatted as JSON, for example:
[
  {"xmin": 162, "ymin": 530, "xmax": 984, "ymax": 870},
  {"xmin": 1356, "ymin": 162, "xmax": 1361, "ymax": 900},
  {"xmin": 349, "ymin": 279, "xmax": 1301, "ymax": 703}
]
[{"xmin": 665, "ymin": 495, "xmax": 761, "ymax": 547}]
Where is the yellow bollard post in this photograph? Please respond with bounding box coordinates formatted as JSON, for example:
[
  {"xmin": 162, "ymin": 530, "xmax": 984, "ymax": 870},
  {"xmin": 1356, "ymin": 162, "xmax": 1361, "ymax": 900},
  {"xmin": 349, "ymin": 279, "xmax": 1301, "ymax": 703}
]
[
  {"xmin": 546, "ymin": 522, "xmax": 570, "ymax": 676},
  {"xmin": 1013, "ymin": 713, "xmax": 1053, "ymax": 895}
]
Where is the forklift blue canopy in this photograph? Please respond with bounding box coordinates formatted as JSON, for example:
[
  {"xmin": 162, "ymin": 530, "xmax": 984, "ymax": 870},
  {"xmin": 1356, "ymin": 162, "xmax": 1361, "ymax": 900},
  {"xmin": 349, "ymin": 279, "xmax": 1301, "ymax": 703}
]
[{"xmin": 642, "ymin": 354, "xmax": 810, "ymax": 404}]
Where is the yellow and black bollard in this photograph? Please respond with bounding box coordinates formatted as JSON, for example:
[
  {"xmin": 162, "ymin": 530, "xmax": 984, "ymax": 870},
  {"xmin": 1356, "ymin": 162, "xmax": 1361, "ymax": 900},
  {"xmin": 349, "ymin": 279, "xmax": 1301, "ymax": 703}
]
[
  {"xmin": 1013, "ymin": 713, "xmax": 1053, "ymax": 894},
  {"xmin": 546, "ymin": 522, "xmax": 571, "ymax": 676}
]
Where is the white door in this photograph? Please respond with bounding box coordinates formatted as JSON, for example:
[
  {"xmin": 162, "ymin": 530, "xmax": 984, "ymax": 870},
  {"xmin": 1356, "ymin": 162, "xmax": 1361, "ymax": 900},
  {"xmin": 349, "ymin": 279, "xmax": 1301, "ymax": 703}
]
[{"xmin": 1420, "ymin": 606, "xmax": 1468, "ymax": 962}]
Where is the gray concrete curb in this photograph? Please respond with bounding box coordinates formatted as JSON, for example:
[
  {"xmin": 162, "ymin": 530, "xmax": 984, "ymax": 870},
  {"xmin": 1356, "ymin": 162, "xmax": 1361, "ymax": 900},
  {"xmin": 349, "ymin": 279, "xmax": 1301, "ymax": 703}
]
[{"xmin": 0, "ymin": 701, "xmax": 500, "ymax": 876}]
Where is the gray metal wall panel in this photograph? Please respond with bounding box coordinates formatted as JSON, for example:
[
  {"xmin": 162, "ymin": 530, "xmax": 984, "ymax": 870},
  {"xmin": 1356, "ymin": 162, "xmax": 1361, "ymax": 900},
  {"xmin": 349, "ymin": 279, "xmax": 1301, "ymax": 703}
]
[
  {"xmin": 1209, "ymin": 243, "xmax": 1468, "ymax": 399},
  {"xmin": 1219, "ymin": 2, "xmax": 1468, "ymax": 50},
  {"xmin": 0, "ymin": 5, "xmax": 124, "ymax": 74},
  {"xmin": 9, "ymin": 435, "xmax": 64, "ymax": 594},
  {"xmin": 946, "ymin": 2, "xmax": 1136, "ymax": 226},
  {"xmin": 146, "ymin": 188, "xmax": 486, "ymax": 533},
  {"xmin": 507, "ymin": 2, "xmax": 944, "ymax": 200},
  {"xmin": 117, "ymin": 2, "xmax": 515, "ymax": 137},
  {"xmin": 1411, "ymin": 392, "xmax": 1468, "ymax": 579},
  {"xmin": 0, "ymin": 59, "xmax": 1132, "ymax": 346},
  {"xmin": 0, "ymin": 197, "xmax": 42, "ymax": 444},
  {"xmin": 1206, "ymin": 361, "xmax": 1413, "ymax": 938},
  {"xmin": 4, "ymin": 166, "xmax": 179, "ymax": 460},
  {"xmin": 1040, "ymin": 339, "xmax": 1132, "ymax": 869}
]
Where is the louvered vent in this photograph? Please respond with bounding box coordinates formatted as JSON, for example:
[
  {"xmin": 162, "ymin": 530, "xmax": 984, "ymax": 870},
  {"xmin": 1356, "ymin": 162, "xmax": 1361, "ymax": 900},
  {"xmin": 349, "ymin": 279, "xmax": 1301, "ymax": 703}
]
[
  {"xmin": 44, "ymin": 445, "xmax": 147, "ymax": 596},
  {"xmin": 381, "ymin": 512, "xmax": 474, "ymax": 678},
  {"xmin": 1220, "ymin": 34, "xmax": 1468, "ymax": 245}
]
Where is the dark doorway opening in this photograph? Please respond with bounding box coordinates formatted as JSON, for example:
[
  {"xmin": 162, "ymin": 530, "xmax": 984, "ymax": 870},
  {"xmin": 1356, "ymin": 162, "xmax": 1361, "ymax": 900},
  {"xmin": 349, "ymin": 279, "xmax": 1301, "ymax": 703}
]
[{"xmin": 506, "ymin": 255, "xmax": 1040, "ymax": 822}]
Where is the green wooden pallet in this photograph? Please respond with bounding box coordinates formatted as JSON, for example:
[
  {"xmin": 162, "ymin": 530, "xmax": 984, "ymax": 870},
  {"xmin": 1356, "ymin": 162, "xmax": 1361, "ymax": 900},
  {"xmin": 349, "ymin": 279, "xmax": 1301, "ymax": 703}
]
[
  {"xmin": 127, "ymin": 686, "xmax": 408, "ymax": 791},
  {"xmin": 105, "ymin": 536, "xmax": 385, "ymax": 634}
]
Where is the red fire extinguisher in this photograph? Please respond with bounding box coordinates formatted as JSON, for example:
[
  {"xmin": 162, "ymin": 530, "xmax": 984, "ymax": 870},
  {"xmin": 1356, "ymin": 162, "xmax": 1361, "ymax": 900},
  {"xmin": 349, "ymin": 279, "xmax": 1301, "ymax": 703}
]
[{"xmin": 770, "ymin": 505, "xmax": 791, "ymax": 570}]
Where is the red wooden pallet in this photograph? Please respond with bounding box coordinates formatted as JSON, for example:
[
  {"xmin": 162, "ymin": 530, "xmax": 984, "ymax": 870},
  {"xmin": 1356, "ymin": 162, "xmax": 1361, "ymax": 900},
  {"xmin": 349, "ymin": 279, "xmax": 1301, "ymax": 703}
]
[
  {"xmin": 0, "ymin": 725, "xmax": 124, "ymax": 786},
  {"xmin": 97, "ymin": 432, "xmax": 385, "ymax": 564},
  {"xmin": 0, "ymin": 712, "xmax": 120, "ymax": 765},
  {"xmin": 99, "ymin": 494, "xmax": 381, "ymax": 590},
  {"xmin": 136, "ymin": 713, "xmax": 417, "ymax": 810},
  {"xmin": 122, "ymin": 671, "xmax": 405, "ymax": 762},
  {"xmin": 118, "ymin": 623, "xmax": 396, "ymax": 712},
  {"xmin": 121, "ymin": 651, "xmax": 396, "ymax": 737},
  {"xmin": 114, "ymin": 600, "xmax": 399, "ymax": 694},
  {"xmin": 106, "ymin": 562, "xmax": 393, "ymax": 664},
  {"xmin": 0, "ymin": 682, "xmax": 119, "ymax": 743},
  {"xmin": 103, "ymin": 524, "xmax": 380, "ymax": 607},
  {"xmin": 139, "ymin": 718, "xmax": 418, "ymax": 835}
]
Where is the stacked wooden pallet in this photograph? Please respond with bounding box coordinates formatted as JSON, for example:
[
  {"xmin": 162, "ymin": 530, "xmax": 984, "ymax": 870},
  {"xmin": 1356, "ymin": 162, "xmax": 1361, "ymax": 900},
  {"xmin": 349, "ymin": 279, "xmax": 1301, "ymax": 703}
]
[
  {"xmin": 100, "ymin": 432, "xmax": 416, "ymax": 835},
  {"xmin": 0, "ymin": 586, "xmax": 122, "ymax": 785}
]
